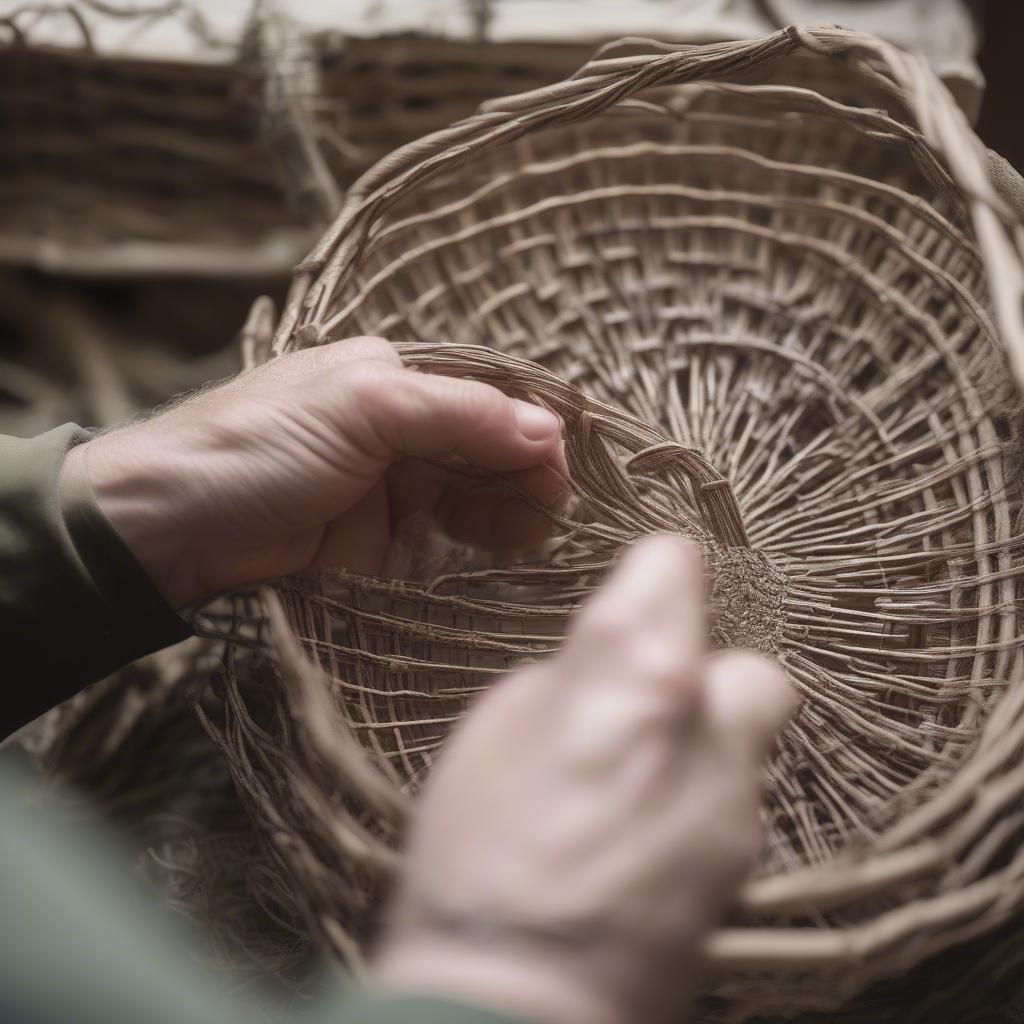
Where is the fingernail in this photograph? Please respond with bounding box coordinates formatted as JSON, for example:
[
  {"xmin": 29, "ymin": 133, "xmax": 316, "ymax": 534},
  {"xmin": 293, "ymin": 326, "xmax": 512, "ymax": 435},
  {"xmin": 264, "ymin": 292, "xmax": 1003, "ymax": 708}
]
[{"xmin": 512, "ymin": 400, "xmax": 560, "ymax": 441}]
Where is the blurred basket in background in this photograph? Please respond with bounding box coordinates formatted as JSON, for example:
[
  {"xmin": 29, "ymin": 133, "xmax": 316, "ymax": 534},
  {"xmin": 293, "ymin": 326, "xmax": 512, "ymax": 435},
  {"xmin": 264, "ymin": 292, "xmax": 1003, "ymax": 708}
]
[
  {"xmin": 315, "ymin": 33, "xmax": 591, "ymax": 177},
  {"xmin": 0, "ymin": 2, "xmax": 335, "ymax": 277},
  {"xmin": 0, "ymin": 0, "xmax": 983, "ymax": 278},
  {"xmin": 198, "ymin": 26, "xmax": 1024, "ymax": 1020},
  {"xmin": 310, "ymin": 0, "xmax": 983, "ymax": 183}
]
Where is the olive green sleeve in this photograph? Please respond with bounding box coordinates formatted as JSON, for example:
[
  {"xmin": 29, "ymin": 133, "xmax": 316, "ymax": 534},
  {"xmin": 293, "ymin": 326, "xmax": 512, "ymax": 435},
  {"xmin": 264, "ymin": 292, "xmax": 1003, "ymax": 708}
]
[
  {"xmin": 326, "ymin": 996, "xmax": 532, "ymax": 1024},
  {"xmin": 0, "ymin": 753, "xmax": 530, "ymax": 1024},
  {"xmin": 1, "ymin": 424, "xmax": 192, "ymax": 739}
]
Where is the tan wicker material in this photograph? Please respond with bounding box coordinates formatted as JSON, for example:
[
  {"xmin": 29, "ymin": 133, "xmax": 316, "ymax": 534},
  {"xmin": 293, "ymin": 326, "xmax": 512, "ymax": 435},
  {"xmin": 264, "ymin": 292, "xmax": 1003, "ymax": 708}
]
[
  {"xmin": 315, "ymin": 34, "xmax": 594, "ymax": 180},
  {"xmin": 310, "ymin": 0, "xmax": 984, "ymax": 181},
  {"xmin": 0, "ymin": 3, "xmax": 328, "ymax": 276},
  {"xmin": 0, "ymin": 2, "xmax": 983, "ymax": 277},
  {"xmin": 194, "ymin": 26, "xmax": 1024, "ymax": 1018}
]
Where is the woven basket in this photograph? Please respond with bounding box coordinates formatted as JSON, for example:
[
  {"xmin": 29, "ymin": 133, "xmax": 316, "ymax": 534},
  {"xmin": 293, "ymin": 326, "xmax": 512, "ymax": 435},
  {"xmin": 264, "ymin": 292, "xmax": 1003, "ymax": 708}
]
[
  {"xmin": 200, "ymin": 27, "xmax": 1024, "ymax": 1019},
  {"xmin": 0, "ymin": 4, "xmax": 330, "ymax": 275},
  {"xmin": 316, "ymin": 33, "xmax": 596, "ymax": 179}
]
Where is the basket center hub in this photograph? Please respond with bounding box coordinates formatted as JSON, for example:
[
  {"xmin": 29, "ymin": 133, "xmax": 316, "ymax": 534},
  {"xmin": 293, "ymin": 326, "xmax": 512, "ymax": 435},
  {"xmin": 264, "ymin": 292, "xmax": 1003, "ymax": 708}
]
[{"xmin": 705, "ymin": 541, "xmax": 786, "ymax": 657}]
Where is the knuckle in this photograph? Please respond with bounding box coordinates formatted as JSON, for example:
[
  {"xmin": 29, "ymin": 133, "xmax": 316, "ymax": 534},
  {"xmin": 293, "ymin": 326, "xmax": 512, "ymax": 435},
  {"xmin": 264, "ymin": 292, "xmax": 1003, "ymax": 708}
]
[
  {"xmin": 344, "ymin": 335, "xmax": 402, "ymax": 365},
  {"xmin": 573, "ymin": 600, "xmax": 632, "ymax": 649},
  {"xmin": 452, "ymin": 377, "xmax": 502, "ymax": 423},
  {"xmin": 305, "ymin": 336, "xmax": 401, "ymax": 373},
  {"xmin": 341, "ymin": 359, "xmax": 400, "ymax": 405},
  {"xmin": 305, "ymin": 342, "xmax": 344, "ymax": 373},
  {"xmin": 626, "ymin": 641, "xmax": 687, "ymax": 683}
]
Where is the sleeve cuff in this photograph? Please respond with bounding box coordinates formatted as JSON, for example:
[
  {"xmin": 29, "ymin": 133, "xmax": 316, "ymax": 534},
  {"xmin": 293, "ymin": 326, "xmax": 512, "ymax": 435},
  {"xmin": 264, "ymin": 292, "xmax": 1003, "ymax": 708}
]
[{"xmin": 1, "ymin": 424, "xmax": 192, "ymax": 737}]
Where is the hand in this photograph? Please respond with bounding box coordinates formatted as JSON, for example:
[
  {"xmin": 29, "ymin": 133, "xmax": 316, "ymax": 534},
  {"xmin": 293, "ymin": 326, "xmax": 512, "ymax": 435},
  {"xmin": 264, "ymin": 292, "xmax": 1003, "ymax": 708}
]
[
  {"xmin": 65, "ymin": 337, "xmax": 567, "ymax": 608},
  {"xmin": 373, "ymin": 536, "xmax": 795, "ymax": 1024}
]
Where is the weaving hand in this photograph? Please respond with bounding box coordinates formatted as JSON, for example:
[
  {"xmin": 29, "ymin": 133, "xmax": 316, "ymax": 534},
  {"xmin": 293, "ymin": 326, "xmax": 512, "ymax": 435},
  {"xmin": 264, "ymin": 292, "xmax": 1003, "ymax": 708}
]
[
  {"xmin": 63, "ymin": 335, "xmax": 568, "ymax": 608},
  {"xmin": 375, "ymin": 535, "xmax": 796, "ymax": 1024}
]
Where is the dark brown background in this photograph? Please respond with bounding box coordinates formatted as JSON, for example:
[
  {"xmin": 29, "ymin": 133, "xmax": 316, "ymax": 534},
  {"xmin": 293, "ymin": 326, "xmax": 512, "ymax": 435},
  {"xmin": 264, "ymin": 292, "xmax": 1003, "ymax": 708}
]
[{"xmin": 977, "ymin": 1, "xmax": 1024, "ymax": 170}]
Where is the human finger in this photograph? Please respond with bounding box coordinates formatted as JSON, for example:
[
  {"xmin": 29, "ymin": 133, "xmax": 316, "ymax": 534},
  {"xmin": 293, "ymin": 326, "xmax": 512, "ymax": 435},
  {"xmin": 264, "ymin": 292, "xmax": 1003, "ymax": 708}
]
[
  {"xmin": 702, "ymin": 650, "xmax": 796, "ymax": 762},
  {"xmin": 241, "ymin": 336, "xmax": 402, "ymax": 390},
  {"xmin": 566, "ymin": 535, "xmax": 707, "ymax": 694},
  {"xmin": 328, "ymin": 363, "xmax": 561, "ymax": 474},
  {"xmin": 552, "ymin": 537, "xmax": 708, "ymax": 772},
  {"xmin": 387, "ymin": 458, "xmax": 570, "ymax": 553}
]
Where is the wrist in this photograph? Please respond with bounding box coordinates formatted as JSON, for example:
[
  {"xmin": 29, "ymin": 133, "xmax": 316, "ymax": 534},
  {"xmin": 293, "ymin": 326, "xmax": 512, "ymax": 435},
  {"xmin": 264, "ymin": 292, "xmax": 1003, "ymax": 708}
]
[
  {"xmin": 372, "ymin": 933, "xmax": 625, "ymax": 1024},
  {"xmin": 66, "ymin": 430, "xmax": 200, "ymax": 609}
]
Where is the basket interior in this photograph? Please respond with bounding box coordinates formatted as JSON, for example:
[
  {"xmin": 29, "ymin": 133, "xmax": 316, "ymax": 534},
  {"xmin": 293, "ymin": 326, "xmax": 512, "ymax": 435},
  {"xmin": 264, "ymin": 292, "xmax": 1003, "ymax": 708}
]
[{"xmin": 277, "ymin": 75, "xmax": 1024, "ymax": 889}]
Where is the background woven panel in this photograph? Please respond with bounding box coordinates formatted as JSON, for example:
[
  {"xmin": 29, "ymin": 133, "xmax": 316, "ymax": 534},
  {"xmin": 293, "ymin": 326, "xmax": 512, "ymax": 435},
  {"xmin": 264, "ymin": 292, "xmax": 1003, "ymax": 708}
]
[
  {"xmin": 314, "ymin": 34, "xmax": 593, "ymax": 180},
  {"xmin": 0, "ymin": 0, "xmax": 983, "ymax": 276},
  {"xmin": 1, "ymin": 49, "xmax": 270, "ymax": 232},
  {"xmin": 0, "ymin": 3, "xmax": 592, "ymax": 275},
  {"xmin": 0, "ymin": 3, "xmax": 327, "ymax": 276}
]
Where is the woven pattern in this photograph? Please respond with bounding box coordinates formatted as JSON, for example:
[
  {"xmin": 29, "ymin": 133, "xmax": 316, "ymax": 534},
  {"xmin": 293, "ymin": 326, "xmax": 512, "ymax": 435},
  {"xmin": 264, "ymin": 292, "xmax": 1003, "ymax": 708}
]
[
  {"xmin": 201, "ymin": 28, "xmax": 1024, "ymax": 1018},
  {"xmin": 0, "ymin": 5, "xmax": 328, "ymax": 274},
  {"xmin": 316, "ymin": 34, "xmax": 593, "ymax": 178}
]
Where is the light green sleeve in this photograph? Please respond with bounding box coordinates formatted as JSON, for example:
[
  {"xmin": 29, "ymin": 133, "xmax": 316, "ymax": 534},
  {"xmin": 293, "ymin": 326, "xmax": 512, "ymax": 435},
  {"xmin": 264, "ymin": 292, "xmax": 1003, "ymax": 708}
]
[{"xmin": 0, "ymin": 743, "xmax": 527, "ymax": 1024}]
